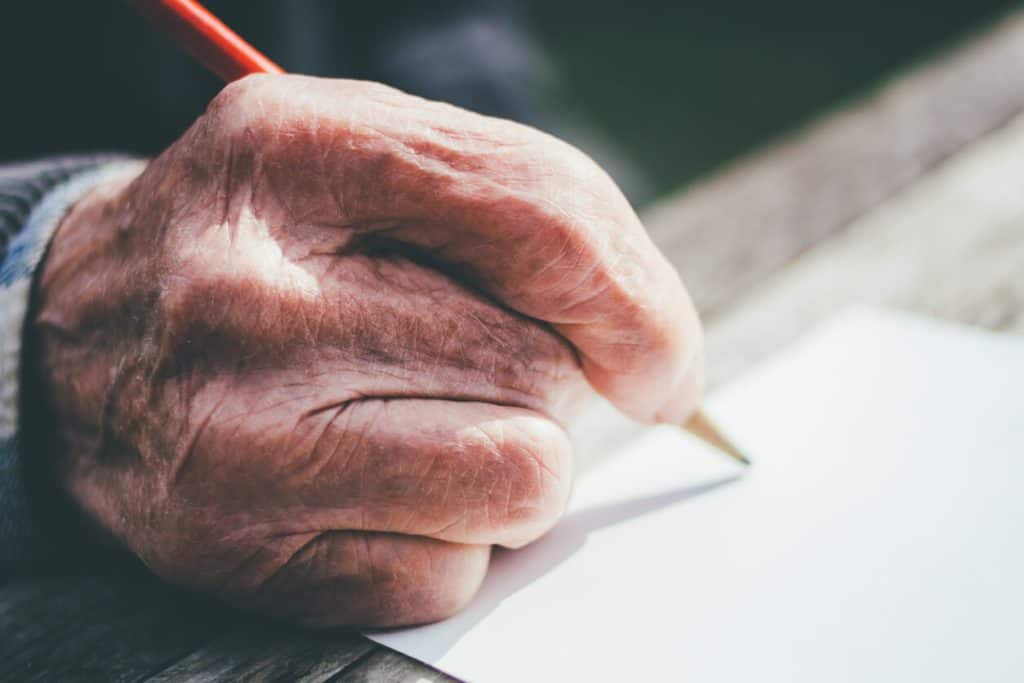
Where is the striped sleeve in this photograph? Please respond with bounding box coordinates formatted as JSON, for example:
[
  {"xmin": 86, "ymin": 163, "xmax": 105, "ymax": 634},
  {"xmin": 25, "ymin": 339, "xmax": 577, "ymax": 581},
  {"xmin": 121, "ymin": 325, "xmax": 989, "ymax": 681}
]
[{"xmin": 0, "ymin": 157, "xmax": 138, "ymax": 579}]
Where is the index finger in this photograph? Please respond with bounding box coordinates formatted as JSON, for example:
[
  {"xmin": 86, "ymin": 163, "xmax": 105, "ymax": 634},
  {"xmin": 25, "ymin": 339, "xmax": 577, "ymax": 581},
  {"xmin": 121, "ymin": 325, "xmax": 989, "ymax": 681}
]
[{"xmin": 210, "ymin": 74, "xmax": 704, "ymax": 424}]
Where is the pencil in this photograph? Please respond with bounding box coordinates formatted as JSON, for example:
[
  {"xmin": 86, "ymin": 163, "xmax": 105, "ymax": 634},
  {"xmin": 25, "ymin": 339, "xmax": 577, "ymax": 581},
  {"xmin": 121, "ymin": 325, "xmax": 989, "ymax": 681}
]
[
  {"xmin": 127, "ymin": 0, "xmax": 283, "ymax": 81},
  {"xmin": 128, "ymin": 0, "xmax": 751, "ymax": 466}
]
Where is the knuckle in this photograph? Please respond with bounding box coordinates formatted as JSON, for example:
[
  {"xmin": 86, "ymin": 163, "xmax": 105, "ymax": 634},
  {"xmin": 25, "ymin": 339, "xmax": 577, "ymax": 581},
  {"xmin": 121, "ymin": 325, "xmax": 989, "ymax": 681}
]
[
  {"xmin": 157, "ymin": 266, "xmax": 265, "ymax": 363},
  {"xmin": 208, "ymin": 73, "xmax": 274, "ymax": 120},
  {"xmin": 204, "ymin": 73, "xmax": 297, "ymax": 144},
  {"xmin": 160, "ymin": 269, "xmax": 239, "ymax": 330},
  {"xmin": 236, "ymin": 532, "xmax": 487, "ymax": 627},
  {"xmin": 311, "ymin": 534, "xmax": 482, "ymax": 627},
  {"xmin": 472, "ymin": 417, "xmax": 572, "ymax": 540}
]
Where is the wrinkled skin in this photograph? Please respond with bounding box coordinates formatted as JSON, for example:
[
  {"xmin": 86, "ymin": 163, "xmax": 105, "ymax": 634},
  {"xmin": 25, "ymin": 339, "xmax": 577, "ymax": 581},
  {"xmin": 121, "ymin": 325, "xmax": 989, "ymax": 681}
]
[{"xmin": 31, "ymin": 75, "xmax": 703, "ymax": 627}]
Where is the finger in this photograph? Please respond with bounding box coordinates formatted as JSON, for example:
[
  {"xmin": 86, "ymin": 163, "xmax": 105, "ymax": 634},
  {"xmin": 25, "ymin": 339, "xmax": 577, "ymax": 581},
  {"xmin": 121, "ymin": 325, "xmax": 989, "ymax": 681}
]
[
  {"xmin": 222, "ymin": 531, "xmax": 490, "ymax": 627},
  {"xmin": 178, "ymin": 398, "xmax": 574, "ymax": 549},
  {"xmin": 160, "ymin": 247, "xmax": 590, "ymax": 423},
  {"xmin": 204, "ymin": 74, "xmax": 704, "ymax": 424}
]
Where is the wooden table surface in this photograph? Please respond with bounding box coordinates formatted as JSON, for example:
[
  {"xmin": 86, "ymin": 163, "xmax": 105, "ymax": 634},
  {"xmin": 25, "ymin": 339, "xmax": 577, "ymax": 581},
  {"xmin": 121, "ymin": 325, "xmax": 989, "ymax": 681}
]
[{"xmin": 5, "ymin": 10, "xmax": 1024, "ymax": 682}]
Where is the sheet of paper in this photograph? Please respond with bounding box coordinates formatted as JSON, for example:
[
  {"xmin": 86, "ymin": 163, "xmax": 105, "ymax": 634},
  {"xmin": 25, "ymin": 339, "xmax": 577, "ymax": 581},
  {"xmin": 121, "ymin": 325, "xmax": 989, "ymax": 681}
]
[{"xmin": 368, "ymin": 309, "xmax": 1024, "ymax": 682}]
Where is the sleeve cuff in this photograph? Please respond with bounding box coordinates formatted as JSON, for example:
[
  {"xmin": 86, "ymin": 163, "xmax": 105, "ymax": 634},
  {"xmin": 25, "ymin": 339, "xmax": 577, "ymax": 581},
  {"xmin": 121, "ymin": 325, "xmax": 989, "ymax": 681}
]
[{"xmin": 0, "ymin": 160, "xmax": 141, "ymax": 578}]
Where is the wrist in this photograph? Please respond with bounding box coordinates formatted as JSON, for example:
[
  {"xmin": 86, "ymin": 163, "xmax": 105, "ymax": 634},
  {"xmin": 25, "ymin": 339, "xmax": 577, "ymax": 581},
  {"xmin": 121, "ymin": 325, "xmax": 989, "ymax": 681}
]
[
  {"xmin": 0, "ymin": 158, "xmax": 144, "ymax": 576},
  {"xmin": 41, "ymin": 162, "xmax": 147, "ymax": 291}
]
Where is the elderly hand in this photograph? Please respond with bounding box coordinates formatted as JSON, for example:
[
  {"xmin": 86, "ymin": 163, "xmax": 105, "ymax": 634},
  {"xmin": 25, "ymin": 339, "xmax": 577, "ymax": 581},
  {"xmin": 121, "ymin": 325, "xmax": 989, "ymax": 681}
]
[{"xmin": 29, "ymin": 75, "xmax": 702, "ymax": 626}]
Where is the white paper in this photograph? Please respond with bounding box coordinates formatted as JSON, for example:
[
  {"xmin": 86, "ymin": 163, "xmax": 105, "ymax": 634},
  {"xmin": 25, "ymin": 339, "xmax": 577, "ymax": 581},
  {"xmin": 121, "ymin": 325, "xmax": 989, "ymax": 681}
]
[{"xmin": 368, "ymin": 309, "xmax": 1024, "ymax": 682}]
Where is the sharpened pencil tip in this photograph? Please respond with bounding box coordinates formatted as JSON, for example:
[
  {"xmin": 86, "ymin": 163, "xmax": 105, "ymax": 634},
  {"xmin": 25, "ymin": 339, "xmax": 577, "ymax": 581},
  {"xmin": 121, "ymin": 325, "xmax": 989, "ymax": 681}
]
[{"xmin": 683, "ymin": 409, "xmax": 752, "ymax": 466}]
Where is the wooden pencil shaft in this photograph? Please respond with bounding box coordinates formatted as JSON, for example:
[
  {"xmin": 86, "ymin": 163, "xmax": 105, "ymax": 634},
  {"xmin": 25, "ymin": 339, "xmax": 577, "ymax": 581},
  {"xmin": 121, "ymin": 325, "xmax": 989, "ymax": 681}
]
[{"xmin": 685, "ymin": 409, "xmax": 750, "ymax": 465}]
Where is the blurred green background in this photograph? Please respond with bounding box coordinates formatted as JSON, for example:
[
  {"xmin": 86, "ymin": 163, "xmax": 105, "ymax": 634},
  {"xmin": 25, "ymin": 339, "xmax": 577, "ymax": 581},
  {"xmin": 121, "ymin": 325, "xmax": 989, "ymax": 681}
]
[{"xmin": 527, "ymin": 0, "xmax": 1020, "ymax": 196}]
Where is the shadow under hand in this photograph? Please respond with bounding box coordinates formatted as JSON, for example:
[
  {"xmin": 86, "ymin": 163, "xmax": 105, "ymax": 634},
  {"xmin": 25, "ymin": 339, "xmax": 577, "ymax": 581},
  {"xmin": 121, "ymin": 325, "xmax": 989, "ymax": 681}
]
[{"xmin": 376, "ymin": 475, "xmax": 740, "ymax": 661}]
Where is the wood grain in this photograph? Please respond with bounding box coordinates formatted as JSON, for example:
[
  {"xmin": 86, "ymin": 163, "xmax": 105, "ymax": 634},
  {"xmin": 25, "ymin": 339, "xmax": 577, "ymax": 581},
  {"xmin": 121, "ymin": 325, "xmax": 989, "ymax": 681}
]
[
  {"xmin": 644, "ymin": 10, "xmax": 1024, "ymax": 320},
  {"xmin": 330, "ymin": 648, "xmax": 457, "ymax": 683},
  {"xmin": 143, "ymin": 626, "xmax": 375, "ymax": 682},
  {"xmin": 703, "ymin": 110, "xmax": 1024, "ymax": 389},
  {"xmin": 0, "ymin": 574, "xmax": 231, "ymax": 682}
]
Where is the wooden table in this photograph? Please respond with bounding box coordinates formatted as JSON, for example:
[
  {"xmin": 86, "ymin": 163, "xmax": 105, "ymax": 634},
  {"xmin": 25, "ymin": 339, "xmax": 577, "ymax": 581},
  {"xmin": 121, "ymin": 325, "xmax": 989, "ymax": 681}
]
[{"xmin": 5, "ymin": 11, "xmax": 1024, "ymax": 681}]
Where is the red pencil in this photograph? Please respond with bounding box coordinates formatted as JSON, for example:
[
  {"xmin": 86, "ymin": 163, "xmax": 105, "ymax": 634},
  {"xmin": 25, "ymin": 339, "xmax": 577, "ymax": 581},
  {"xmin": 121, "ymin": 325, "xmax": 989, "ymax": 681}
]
[{"xmin": 129, "ymin": 0, "xmax": 282, "ymax": 82}]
